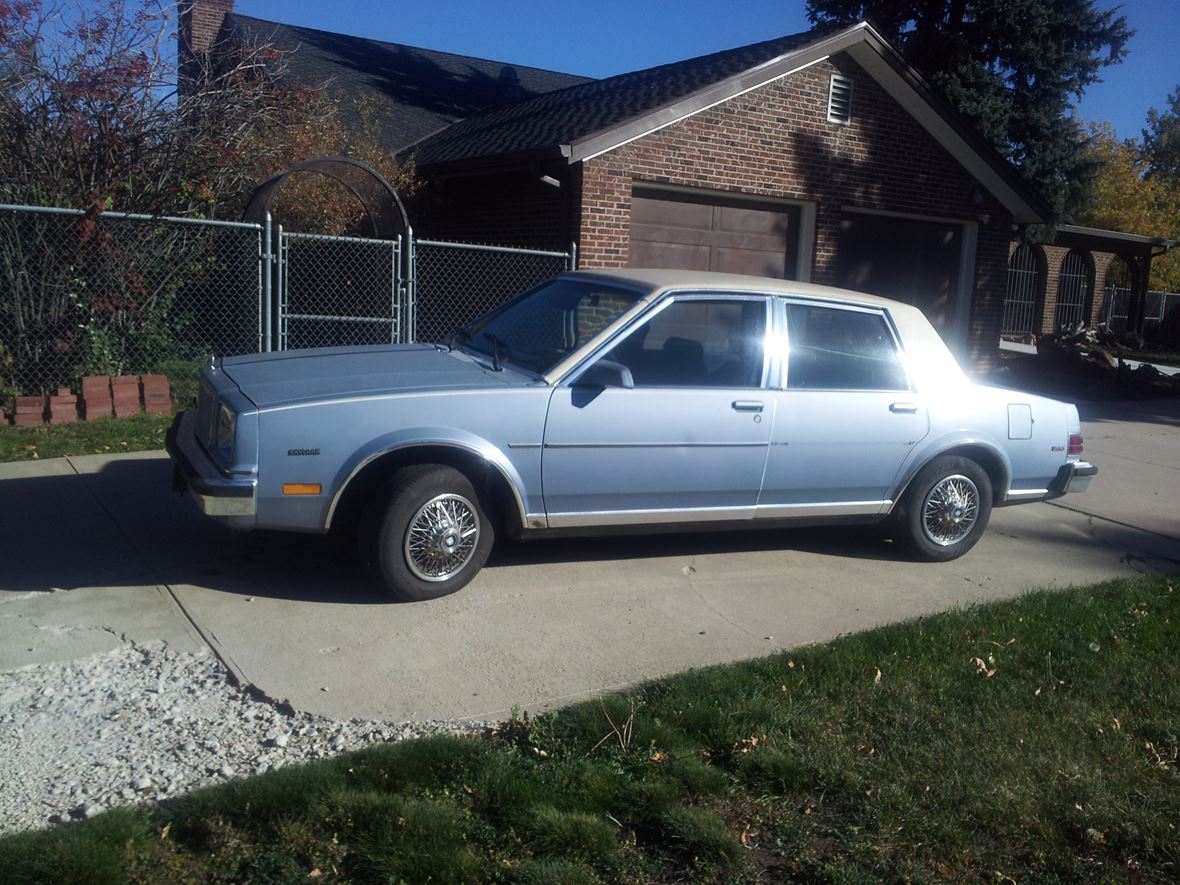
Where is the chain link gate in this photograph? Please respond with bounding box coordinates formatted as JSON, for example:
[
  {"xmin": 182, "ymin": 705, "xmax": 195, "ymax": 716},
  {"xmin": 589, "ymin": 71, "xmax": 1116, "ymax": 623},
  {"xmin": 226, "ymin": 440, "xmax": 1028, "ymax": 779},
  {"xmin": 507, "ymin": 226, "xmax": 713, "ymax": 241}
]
[
  {"xmin": 408, "ymin": 237, "xmax": 575, "ymax": 344},
  {"xmin": 277, "ymin": 229, "xmax": 406, "ymax": 350}
]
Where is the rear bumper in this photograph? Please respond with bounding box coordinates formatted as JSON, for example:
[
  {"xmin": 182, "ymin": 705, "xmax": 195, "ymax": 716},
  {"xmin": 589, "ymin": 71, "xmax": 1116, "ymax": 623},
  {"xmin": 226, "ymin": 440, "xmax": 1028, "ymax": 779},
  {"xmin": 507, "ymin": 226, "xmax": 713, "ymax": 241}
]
[
  {"xmin": 166, "ymin": 410, "xmax": 256, "ymax": 522},
  {"xmin": 1048, "ymin": 460, "xmax": 1098, "ymax": 497}
]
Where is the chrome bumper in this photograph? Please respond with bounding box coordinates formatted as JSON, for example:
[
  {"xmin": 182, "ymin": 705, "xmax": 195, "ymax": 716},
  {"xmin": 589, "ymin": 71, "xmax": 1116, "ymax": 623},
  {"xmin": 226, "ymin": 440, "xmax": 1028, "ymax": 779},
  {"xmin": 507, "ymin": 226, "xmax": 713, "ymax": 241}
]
[
  {"xmin": 1049, "ymin": 460, "xmax": 1097, "ymax": 496},
  {"xmin": 166, "ymin": 411, "xmax": 256, "ymax": 519}
]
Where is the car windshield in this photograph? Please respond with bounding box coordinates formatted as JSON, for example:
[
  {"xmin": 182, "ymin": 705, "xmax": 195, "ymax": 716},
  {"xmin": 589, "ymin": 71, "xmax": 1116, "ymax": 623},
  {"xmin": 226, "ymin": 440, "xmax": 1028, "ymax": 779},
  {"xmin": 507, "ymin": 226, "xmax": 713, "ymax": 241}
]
[{"xmin": 453, "ymin": 278, "xmax": 645, "ymax": 375}]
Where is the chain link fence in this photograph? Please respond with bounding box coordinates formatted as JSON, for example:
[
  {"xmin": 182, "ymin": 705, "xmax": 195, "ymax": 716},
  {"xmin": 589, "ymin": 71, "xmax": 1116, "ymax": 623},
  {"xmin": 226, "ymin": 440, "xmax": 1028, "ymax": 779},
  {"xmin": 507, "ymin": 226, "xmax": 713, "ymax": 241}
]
[
  {"xmin": 279, "ymin": 231, "xmax": 404, "ymax": 350},
  {"xmin": 410, "ymin": 239, "xmax": 574, "ymax": 343},
  {"xmin": 0, "ymin": 204, "xmax": 262, "ymax": 405},
  {"xmin": 2, "ymin": 203, "xmax": 577, "ymax": 409}
]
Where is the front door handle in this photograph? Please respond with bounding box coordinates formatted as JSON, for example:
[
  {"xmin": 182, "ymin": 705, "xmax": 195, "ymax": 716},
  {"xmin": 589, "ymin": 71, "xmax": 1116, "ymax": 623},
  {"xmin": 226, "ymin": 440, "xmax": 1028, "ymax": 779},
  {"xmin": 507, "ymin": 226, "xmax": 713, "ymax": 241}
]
[
  {"xmin": 890, "ymin": 402, "xmax": 919, "ymax": 414},
  {"xmin": 732, "ymin": 400, "xmax": 764, "ymax": 412}
]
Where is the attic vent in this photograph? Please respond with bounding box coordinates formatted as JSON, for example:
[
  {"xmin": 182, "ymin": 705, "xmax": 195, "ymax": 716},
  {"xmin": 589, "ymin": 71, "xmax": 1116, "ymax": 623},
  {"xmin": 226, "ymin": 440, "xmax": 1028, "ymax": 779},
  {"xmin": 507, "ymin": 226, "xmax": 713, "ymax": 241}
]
[{"xmin": 827, "ymin": 74, "xmax": 853, "ymax": 125}]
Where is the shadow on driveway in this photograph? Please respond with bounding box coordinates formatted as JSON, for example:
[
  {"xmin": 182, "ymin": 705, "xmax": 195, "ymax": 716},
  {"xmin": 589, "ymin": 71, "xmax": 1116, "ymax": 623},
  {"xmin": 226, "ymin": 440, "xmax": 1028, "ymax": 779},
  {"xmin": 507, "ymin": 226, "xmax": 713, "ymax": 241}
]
[{"xmin": 0, "ymin": 455, "xmax": 920, "ymax": 602}]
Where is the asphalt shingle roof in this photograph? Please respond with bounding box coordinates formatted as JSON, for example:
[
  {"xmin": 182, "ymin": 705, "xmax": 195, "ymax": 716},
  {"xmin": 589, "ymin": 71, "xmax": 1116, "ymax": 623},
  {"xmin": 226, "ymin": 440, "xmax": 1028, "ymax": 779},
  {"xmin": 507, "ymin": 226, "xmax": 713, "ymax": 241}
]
[
  {"xmin": 225, "ymin": 14, "xmax": 593, "ymax": 153},
  {"xmin": 404, "ymin": 29, "xmax": 827, "ymax": 168}
]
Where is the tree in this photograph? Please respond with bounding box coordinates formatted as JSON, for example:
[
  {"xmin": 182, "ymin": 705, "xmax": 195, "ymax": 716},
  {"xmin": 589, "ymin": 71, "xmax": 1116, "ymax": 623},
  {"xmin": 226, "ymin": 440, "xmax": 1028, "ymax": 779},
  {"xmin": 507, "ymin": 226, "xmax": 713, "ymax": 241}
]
[
  {"xmin": 1076, "ymin": 123, "xmax": 1180, "ymax": 293},
  {"xmin": 1143, "ymin": 86, "xmax": 1180, "ymax": 187},
  {"xmin": 805, "ymin": 0, "xmax": 1132, "ymax": 220},
  {"xmin": 0, "ymin": 1, "xmax": 417, "ymax": 395}
]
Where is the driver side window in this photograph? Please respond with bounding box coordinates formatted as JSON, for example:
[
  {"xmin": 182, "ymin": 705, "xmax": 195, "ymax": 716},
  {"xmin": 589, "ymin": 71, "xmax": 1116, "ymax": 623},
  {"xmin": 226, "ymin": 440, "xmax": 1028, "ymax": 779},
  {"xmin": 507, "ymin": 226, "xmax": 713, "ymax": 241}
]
[{"xmin": 603, "ymin": 299, "xmax": 767, "ymax": 388}]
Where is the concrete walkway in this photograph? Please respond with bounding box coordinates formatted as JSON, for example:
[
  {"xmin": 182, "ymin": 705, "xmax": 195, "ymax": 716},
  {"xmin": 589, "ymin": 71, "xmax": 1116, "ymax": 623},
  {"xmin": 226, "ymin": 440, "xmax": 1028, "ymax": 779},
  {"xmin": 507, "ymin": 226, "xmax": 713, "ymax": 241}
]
[{"xmin": 2, "ymin": 399, "xmax": 1178, "ymax": 722}]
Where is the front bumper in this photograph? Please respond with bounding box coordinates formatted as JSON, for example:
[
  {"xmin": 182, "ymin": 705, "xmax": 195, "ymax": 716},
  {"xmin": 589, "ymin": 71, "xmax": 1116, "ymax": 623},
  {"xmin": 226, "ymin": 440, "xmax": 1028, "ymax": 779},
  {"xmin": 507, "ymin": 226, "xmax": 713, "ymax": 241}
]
[
  {"xmin": 165, "ymin": 410, "xmax": 256, "ymax": 519},
  {"xmin": 1048, "ymin": 460, "xmax": 1098, "ymax": 497}
]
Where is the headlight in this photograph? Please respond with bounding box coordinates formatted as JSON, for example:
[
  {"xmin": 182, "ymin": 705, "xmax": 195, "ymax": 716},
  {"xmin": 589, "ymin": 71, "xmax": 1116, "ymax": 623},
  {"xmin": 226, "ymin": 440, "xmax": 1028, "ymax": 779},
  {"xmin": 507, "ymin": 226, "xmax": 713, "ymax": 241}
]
[{"xmin": 215, "ymin": 403, "xmax": 237, "ymax": 456}]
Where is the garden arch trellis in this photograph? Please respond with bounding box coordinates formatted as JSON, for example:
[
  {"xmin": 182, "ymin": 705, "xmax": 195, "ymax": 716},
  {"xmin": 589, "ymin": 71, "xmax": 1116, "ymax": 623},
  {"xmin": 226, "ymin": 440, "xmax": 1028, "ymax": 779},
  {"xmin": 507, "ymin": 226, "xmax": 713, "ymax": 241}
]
[{"xmin": 243, "ymin": 157, "xmax": 412, "ymax": 350}]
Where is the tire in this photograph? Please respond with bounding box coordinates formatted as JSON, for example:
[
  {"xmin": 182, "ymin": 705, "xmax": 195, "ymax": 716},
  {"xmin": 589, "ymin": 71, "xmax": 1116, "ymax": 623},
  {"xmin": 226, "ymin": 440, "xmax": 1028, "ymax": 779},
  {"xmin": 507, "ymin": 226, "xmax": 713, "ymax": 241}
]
[
  {"xmin": 368, "ymin": 464, "xmax": 494, "ymax": 602},
  {"xmin": 897, "ymin": 455, "xmax": 992, "ymax": 562}
]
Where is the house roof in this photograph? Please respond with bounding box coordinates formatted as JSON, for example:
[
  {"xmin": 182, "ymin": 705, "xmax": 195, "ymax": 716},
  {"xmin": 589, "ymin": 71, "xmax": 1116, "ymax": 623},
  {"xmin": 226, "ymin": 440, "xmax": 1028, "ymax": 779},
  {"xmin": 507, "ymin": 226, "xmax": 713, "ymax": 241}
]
[
  {"xmin": 405, "ymin": 22, "xmax": 1051, "ymax": 224},
  {"xmin": 224, "ymin": 14, "xmax": 592, "ymax": 152}
]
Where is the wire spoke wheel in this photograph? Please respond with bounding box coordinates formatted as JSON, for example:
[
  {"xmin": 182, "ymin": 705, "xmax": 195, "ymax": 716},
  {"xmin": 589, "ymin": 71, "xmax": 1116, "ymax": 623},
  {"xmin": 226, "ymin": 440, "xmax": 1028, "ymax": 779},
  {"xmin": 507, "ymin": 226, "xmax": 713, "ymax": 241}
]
[
  {"xmin": 404, "ymin": 493, "xmax": 481, "ymax": 581},
  {"xmin": 921, "ymin": 474, "xmax": 980, "ymax": 546}
]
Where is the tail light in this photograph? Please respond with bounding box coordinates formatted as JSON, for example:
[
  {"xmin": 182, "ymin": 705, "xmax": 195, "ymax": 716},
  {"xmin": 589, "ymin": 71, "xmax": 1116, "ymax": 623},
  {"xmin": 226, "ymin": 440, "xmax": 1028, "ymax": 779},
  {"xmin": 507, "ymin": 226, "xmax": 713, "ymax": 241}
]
[{"xmin": 1068, "ymin": 434, "xmax": 1084, "ymax": 456}]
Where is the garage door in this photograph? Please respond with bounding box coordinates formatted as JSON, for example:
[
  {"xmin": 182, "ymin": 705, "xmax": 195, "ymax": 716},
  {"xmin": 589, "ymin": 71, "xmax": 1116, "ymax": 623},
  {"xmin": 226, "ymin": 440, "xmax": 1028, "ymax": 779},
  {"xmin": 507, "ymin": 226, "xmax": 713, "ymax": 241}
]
[
  {"xmin": 630, "ymin": 190, "xmax": 798, "ymax": 278},
  {"xmin": 836, "ymin": 212, "xmax": 962, "ymax": 332}
]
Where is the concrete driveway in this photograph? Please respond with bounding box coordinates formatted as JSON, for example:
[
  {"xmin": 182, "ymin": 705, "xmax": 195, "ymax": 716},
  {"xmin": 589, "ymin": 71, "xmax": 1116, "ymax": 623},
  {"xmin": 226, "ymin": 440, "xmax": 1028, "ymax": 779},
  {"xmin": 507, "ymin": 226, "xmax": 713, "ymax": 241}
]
[{"xmin": 2, "ymin": 399, "xmax": 1177, "ymax": 723}]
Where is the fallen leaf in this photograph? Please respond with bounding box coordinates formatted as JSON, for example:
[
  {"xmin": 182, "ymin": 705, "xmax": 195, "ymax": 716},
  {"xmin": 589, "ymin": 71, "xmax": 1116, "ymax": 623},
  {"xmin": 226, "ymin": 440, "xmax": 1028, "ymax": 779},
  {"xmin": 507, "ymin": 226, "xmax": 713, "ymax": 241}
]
[
  {"xmin": 308, "ymin": 870, "xmax": 322, "ymax": 879},
  {"xmin": 873, "ymin": 667, "xmax": 883, "ymax": 684},
  {"xmin": 160, "ymin": 823, "xmax": 171, "ymax": 840},
  {"xmin": 972, "ymin": 657, "xmax": 997, "ymax": 678}
]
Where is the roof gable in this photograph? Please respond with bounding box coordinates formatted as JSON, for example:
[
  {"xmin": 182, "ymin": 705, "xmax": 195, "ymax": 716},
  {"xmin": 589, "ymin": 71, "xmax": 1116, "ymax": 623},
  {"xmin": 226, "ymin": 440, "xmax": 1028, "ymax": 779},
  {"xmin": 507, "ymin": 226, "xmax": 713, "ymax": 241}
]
[
  {"xmin": 406, "ymin": 22, "xmax": 1049, "ymax": 224},
  {"xmin": 225, "ymin": 14, "xmax": 592, "ymax": 152}
]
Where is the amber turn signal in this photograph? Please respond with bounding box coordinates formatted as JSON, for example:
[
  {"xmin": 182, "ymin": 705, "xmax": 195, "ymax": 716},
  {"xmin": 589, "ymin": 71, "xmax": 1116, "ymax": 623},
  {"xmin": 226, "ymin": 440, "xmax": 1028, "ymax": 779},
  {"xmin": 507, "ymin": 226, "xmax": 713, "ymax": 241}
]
[{"xmin": 282, "ymin": 483, "xmax": 322, "ymax": 496}]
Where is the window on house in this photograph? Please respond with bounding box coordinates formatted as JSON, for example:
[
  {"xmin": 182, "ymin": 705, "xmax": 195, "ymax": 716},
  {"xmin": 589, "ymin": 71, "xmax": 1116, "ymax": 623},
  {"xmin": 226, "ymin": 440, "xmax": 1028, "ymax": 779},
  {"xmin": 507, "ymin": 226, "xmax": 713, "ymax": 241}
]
[{"xmin": 828, "ymin": 74, "xmax": 853, "ymax": 125}]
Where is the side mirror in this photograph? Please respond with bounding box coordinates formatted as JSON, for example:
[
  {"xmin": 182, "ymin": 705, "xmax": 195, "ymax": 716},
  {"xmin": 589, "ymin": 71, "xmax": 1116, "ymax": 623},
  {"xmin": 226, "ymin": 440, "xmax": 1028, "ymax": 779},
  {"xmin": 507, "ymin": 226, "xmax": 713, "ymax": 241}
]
[{"xmin": 574, "ymin": 358, "xmax": 634, "ymax": 389}]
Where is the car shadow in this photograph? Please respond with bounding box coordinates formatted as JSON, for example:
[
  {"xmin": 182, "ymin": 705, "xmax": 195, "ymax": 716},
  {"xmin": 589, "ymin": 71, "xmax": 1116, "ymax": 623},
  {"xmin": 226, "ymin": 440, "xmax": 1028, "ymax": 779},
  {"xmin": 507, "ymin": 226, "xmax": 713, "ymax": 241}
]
[{"xmin": 0, "ymin": 455, "xmax": 914, "ymax": 602}]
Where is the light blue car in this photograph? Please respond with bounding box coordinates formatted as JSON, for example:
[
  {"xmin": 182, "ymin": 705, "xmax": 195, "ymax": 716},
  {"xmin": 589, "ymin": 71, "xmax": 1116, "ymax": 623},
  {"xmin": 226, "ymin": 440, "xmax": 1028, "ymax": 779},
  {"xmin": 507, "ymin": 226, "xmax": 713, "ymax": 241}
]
[{"xmin": 167, "ymin": 269, "xmax": 1096, "ymax": 601}]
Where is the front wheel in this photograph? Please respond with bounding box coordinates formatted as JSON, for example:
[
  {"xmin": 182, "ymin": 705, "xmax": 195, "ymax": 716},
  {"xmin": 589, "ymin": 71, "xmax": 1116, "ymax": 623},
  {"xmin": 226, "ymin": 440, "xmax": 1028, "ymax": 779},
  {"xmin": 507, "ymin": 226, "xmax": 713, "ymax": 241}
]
[
  {"xmin": 370, "ymin": 465, "xmax": 494, "ymax": 602},
  {"xmin": 898, "ymin": 456, "xmax": 992, "ymax": 562}
]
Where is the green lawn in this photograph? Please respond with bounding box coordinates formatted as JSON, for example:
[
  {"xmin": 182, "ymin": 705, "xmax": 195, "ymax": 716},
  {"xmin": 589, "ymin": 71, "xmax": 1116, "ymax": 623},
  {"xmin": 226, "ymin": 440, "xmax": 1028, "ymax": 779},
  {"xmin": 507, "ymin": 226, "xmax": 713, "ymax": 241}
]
[
  {"xmin": 0, "ymin": 412, "xmax": 174, "ymax": 462},
  {"xmin": 2, "ymin": 575, "xmax": 1177, "ymax": 883}
]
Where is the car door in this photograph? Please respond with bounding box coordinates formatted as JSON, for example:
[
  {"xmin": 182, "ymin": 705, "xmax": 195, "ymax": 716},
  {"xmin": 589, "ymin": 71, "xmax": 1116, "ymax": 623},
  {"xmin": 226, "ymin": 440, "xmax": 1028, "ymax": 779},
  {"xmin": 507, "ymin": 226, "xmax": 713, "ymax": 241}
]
[
  {"xmin": 758, "ymin": 299, "xmax": 929, "ymax": 517},
  {"xmin": 542, "ymin": 295, "xmax": 773, "ymax": 526}
]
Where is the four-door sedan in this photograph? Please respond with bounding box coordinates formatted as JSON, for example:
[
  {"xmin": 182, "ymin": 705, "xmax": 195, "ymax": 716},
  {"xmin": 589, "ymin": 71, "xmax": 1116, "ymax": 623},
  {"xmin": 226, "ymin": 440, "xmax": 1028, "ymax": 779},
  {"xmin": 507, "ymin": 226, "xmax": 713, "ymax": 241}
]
[{"xmin": 167, "ymin": 269, "xmax": 1096, "ymax": 601}]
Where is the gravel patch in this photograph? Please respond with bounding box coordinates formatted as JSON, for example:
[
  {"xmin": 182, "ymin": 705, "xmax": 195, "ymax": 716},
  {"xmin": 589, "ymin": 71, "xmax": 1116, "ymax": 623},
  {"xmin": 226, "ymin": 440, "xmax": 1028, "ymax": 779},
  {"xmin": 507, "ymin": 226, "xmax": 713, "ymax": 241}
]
[{"xmin": 0, "ymin": 641, "xmax": 490, "ymax": 835}]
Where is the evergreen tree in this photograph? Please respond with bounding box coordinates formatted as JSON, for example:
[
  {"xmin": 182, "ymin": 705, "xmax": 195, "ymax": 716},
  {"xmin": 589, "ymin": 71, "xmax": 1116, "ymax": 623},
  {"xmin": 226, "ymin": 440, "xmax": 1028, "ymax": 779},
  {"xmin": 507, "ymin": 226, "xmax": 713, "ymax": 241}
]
[
  {"xmin": 805, "ymin": 0, "xmax": 1131, "ymax": 220},
  {"xmin": 1143, "ymin": 86, "xmax": 1180, "ymax": 187}
]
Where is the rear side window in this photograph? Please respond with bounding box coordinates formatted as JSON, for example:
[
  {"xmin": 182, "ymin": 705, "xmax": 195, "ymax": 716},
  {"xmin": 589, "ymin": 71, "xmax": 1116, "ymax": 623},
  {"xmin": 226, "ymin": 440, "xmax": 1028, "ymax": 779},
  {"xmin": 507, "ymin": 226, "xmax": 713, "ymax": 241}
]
[{"xmin": 785, "ymin": 304, "xmax": 908, "ymax": 390}]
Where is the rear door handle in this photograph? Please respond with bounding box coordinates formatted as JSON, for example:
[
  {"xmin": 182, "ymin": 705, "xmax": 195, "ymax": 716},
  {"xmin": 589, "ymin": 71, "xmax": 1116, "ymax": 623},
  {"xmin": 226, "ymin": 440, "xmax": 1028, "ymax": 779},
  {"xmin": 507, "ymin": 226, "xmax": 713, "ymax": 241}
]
[
  {"xmin": 732, "ymin": 400, "xmax": 764, "ymax": 412},
  {"xmin": 889, "ymin": 402, "xmax": 919, "ymax": 414}
]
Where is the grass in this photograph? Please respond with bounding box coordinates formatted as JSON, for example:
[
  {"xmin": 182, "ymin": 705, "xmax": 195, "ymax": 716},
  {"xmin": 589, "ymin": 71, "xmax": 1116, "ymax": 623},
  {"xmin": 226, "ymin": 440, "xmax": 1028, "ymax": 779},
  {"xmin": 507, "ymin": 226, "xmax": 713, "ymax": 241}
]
[
  {"xmin": 0, "ymin": 412, "xmax": 175, "ymax": 463},
  {"xmin": 2, "ymin": 575, "xmax": 1177, "ymax": 883}
]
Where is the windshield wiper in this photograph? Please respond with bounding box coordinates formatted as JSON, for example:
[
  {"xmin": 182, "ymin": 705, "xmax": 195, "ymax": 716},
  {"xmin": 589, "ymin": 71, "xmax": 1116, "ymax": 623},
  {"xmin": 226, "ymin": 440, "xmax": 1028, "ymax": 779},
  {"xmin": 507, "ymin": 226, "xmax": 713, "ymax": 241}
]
[
  {"xmin": 447, "ymin": 327, "xmax": 472, "ymax": 351},
  {"xmin": 481, "ymin": 332, "xmax": 511, "ymax": 372}
]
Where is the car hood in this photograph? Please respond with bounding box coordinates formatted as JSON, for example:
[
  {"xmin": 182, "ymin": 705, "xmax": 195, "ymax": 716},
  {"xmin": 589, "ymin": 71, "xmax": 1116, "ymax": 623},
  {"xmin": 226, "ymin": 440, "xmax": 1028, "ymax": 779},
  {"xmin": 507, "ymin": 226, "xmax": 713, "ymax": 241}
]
[{"xmin": 219, "ymin": 344, "xmax": 521, "ymax": 409}]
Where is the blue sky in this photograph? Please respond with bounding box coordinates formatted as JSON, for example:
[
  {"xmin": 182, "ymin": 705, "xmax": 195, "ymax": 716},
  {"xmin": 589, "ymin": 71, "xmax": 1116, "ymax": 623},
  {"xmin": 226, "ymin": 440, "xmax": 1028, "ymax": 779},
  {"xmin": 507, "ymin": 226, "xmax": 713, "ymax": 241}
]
[{"xmin": 239, "ymin": 0, "xmax": 1178, "ymax": 140}]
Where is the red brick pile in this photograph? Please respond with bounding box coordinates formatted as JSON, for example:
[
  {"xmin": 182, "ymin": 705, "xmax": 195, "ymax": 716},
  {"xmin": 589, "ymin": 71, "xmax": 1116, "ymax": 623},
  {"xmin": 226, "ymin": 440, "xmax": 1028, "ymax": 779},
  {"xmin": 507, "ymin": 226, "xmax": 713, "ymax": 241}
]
[{"xmin": 5, "ymin": 376, "xmax": 171, "ymax": 426}]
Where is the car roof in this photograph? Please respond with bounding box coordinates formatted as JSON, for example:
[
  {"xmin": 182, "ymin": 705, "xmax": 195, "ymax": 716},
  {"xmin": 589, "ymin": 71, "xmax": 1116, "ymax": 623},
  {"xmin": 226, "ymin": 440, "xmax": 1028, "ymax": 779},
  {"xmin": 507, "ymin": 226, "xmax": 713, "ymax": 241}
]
[{"xmin": 564, "ymin": 268, "xmax": 910, "ymax": 311}]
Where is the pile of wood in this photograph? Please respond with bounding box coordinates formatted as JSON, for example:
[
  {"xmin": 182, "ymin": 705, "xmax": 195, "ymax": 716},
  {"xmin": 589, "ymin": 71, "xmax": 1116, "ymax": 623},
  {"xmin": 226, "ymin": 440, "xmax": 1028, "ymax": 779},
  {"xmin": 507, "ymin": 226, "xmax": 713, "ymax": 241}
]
[{"xmin": 1036, "ymin": 324, "xmax": 1180, "ymax": 396}]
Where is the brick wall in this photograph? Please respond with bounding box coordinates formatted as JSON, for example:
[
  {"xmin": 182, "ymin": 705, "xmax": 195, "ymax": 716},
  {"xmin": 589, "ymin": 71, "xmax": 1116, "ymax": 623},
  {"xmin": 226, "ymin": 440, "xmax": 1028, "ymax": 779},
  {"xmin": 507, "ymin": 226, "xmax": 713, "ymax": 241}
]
[
  {"xmin": 573, "ymin": 55, "xmax": 1014, "ymax": 369},
  {"xmin": 1010, "ymin": 243, "xmax": 1121, "ymax": 334},
  {"xmin": 413, "ymin": 170, "xmax": 569, "ymax": 249}
]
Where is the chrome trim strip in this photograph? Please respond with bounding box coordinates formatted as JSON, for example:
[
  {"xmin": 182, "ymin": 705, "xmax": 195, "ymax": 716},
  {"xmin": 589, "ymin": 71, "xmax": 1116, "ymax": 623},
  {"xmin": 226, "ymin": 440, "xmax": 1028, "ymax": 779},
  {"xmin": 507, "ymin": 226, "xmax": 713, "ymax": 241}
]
[
  {"xmin": 507, "ymin": 442, "xmax": 542, "ymax": 449},
  {"xmin": 754, "ymin": 500, "xmax": 890, "ymax": 519},
  {"xmin": 1004, "ymin": 488, "xmax": 1049, "ymax": 500},
  {"xmin": 547, "ymin": 505, "xmax": 755, "ymax": 528},
  {"xmin": 544, "ymin": 441, "xmax": 768, "ymax": 449},
  {"xmin": 545, "ymin": 499, "xmax": 890, "ymax": 528}
]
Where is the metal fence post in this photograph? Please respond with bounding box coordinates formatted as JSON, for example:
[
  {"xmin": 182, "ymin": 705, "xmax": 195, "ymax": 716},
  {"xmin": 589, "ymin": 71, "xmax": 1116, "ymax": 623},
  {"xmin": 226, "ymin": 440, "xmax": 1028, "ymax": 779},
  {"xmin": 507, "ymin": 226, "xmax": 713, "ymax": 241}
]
[{"xmin": 263, "ymin": 212, "xmax": 273, "ymax": 352}]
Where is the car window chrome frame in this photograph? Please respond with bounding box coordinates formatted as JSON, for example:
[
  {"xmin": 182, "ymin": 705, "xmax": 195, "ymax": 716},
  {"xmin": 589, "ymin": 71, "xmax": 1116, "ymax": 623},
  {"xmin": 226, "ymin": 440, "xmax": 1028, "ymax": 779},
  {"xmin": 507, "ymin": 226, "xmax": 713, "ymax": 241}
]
[
  {"xmin": 773, "ymin": 296, "xmax": 916, "ymax": 393},
  {"xmin": 557, "ymin": 290, "xmax": 774, "ymax": 390}
]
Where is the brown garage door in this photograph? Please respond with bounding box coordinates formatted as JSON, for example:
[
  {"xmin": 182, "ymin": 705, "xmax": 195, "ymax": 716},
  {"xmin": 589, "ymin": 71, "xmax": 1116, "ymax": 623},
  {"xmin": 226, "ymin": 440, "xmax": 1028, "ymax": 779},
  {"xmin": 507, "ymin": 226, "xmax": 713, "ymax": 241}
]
[
  {"xmin": 630, "ymin": 189, "xmax": 797, "ymax": 278},
  {"xmin": 836, "ymin": 212, "xmax": 962, "ymax": 332}
]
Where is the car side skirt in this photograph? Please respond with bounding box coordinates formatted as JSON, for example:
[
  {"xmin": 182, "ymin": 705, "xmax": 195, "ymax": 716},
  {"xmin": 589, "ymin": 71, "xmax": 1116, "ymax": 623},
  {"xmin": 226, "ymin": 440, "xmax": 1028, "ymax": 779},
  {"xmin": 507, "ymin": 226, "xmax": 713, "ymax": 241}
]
[{"xmin": 547, "ymin": 500, "xmax": 890, "ymax": 529}]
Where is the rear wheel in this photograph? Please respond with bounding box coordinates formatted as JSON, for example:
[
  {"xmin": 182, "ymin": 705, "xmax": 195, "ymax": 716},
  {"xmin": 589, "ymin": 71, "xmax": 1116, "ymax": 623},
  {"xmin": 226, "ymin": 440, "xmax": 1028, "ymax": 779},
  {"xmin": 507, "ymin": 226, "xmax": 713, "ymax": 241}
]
[
  {"xmin": 898, "ymin": 455, "xmax": 992, "ymax": 562},
  {"xmin": 368, "ymin": 465, "xmax": 494, "ymax": 601}
]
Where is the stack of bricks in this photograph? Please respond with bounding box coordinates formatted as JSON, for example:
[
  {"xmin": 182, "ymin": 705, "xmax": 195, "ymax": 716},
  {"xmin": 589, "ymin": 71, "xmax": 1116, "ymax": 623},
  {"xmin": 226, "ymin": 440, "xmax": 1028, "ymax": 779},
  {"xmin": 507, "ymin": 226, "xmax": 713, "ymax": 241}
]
[
  {"xmin": 111, "ymin": 375, "xmax": 141, "ymax": 417},
  {"xmin": 12, "ymin": 396, "xmax": 46, "ymax": 426},
  {"xmin": 48, "ymin": 388, "xmax": 77, "ymax": 424},
  {"xmin": 140, "ymin": 375, "xmax": 171, "ymax": 415},
  {"xmin": 81, "ymin": 376, "xmax": 113, "ymax": 420}
]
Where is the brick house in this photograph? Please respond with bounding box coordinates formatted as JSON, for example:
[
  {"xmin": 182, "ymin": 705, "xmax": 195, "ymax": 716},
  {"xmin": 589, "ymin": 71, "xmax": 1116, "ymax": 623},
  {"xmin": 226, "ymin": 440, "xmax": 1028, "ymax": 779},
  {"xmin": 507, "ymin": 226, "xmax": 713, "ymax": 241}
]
[{"xmin": 182, "ymin": 3, "xmax": 1171, "ymax": 368}]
